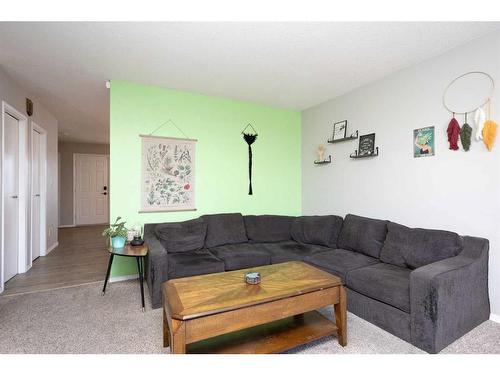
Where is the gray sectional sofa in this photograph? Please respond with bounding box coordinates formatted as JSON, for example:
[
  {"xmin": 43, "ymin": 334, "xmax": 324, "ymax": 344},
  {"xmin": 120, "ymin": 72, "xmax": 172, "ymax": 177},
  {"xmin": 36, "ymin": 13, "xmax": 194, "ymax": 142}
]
[{"xmin": 143, "ymin": 213, "xmax": 490, "ymax": 353}]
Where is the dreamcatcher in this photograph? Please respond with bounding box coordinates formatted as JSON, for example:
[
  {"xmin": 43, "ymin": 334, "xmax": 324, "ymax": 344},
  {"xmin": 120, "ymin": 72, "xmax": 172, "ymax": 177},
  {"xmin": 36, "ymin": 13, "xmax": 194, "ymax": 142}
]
[{"xmin": 443, "ymin": 71, "xmax": 496, "ymax": 151}]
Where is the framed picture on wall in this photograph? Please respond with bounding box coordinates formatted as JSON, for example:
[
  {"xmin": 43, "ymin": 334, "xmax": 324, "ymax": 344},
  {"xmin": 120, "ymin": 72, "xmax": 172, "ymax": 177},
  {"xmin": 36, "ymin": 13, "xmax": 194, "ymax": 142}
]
[
  {"xmin": 139, "ymin": 135, "xmax": 197, "ymax": 212},
  {"xmin": 413, "ymin": 126, "xmax": 435, "ymax": 158},
  {"xmin": 358, "ymin": 133, "xmax": 376, "ymax": 156},
  {"xmin": 332, "ymin": 120, "xmax": 347, "ymax": 141}
]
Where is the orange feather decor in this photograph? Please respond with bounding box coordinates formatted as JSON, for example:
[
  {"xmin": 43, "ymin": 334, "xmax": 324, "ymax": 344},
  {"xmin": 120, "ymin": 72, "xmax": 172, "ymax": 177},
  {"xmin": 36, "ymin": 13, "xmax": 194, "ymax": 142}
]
[{"xmin": 482, "ymin": 120, "xmax": 497, "ymax": 151}]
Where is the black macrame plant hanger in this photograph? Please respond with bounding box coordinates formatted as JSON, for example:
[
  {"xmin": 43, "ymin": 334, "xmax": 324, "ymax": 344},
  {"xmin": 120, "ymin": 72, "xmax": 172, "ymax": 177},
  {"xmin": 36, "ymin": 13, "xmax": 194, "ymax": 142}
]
[{"xmin": 242, "ymin": 123, "xmax": 258, "ymax": 195}]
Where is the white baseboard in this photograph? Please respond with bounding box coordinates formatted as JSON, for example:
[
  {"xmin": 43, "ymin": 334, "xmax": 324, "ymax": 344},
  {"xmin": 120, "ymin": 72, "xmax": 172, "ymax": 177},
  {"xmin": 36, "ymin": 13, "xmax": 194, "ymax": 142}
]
[
  {"xmin": 490, "ymin": 313, "xmax": 500, "ymax": 323},
  {"xmin": 109, "ymin": 274, "xmax": 139, "ymax": 283},
  {"xmin": 58, "ymin": 224, "xmax": 75, "ymax": 228},
  {"xmin": 45, "ymin": 241, "xmax": 59, "ymax": 255}
]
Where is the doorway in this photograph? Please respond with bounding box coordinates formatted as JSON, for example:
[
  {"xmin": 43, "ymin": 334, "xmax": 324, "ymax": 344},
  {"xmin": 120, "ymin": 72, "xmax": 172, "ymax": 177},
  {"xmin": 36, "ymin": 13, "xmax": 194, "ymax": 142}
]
[
  {"xmin": 1, "ymin": 101, "xmax": 29, "ymax": 293},
  {"xmin": 73, "ymin": 154, "xmax": 109, "ymax": 225}
]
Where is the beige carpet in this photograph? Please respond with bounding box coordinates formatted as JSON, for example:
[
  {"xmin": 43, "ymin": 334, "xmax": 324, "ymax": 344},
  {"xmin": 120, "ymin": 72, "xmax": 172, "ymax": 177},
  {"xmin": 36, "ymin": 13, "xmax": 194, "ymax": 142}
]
[{"xmin": 1, "ymin": 280, "xmax": 499, "ymax": 354}]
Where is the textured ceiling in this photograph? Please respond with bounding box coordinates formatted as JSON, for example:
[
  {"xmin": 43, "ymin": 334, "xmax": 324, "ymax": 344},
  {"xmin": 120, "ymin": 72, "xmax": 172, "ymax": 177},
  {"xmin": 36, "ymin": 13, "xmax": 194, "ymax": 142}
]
[{"xmin": 0, "ymin": 22, "xmax": 499, "ymax": 143}]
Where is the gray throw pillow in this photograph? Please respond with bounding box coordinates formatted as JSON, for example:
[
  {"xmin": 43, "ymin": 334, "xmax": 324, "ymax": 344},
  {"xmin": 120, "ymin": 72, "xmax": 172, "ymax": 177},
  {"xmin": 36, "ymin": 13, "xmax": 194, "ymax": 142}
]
[
  {"xmin": 291, "ymin": 215, "xmax": 343, "ymax": 247},
  {"xmin": 337, "ymin": 214, "xmax": 388, "ymax": 258},
  {"xmin": 155, "ymin": 218, "xmax": 207, "ymax": 253},
  {"xmin": 380, "ymin": 222, "xmax": 462, "ymax": 269},
  {"xmin": 244, "ymin": 215, "xmax": 293, "ymax": 243},
  {"xmin": 201, "ymin": 213, "xmax": 248, "ymax": 248}
]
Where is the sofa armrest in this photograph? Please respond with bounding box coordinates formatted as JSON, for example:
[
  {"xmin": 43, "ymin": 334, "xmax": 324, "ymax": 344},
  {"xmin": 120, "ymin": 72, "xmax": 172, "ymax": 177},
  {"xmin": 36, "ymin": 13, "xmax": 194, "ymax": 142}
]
[
  {"xmin": 144, "ymin": 223, "xmax": 169, "ymax": 309},
  {"xmin": 410, "ymin": 236, "xmax": 490, "ymax": 353}
]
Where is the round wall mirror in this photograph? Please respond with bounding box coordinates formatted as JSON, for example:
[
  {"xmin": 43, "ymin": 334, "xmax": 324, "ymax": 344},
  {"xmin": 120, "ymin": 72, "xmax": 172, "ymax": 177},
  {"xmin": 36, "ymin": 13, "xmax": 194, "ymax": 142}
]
[{"xmin": 443, "ymin": 71, "xmax": 494, "ymax": 114}]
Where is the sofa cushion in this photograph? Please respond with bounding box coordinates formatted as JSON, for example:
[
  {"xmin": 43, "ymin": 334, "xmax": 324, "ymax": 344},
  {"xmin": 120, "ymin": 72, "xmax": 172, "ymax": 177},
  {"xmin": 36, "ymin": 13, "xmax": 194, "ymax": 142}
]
[
  {"xmin": 208, "ymin": 243, "xmax": 271, "ymax": 271},
  {"xmin": 243, "ymin": 215, "xmax": 293, "ymax": 243},
  {"xmin": 201, "ymin": 213, "xmax": 248, "ymax": 248},
  {"xmin": 261, "ymin": 241, "xmax": 330, "ymax": 264},
  {"xmin": 337, "ymin": 214, "xmax": 388, "ymax": 258},
  {"xmin": 291, "ymin": 215, "xmax": 343, "ymax": 247},
  {"xmin": 380, "ymin": 222, "xmax": 462, "ymax": 270},
  {"xmin": 167, "ymin": 249, "xmax": 225, "ymax": 279},
  {"xmin": 346, "ymin": 263, "xmax": 411, "ymax": 313},
  {"xmin": 305, "ymin": 248, "xmax": 379, "ymax": 281},
  {"xmin": 154, "ymin": 219, "xmax": 207, "ymax": 253}
]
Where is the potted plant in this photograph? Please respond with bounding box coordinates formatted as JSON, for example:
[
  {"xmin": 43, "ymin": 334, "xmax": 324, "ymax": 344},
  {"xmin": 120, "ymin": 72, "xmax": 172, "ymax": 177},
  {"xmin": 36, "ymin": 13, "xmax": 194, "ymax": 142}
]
[{"xmin": 103, "ymin": 216, "xmax": 128, "ymax": 248}]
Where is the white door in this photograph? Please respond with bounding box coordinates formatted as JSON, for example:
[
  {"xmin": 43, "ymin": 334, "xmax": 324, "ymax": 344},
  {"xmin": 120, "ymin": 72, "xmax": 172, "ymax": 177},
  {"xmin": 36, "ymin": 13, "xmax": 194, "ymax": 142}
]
[
  {"xmin": 74, "ymin": 154, "xmax": 109, "ymax": 225},
  {"xmin": 3, "ymin": 113, "xmax": 19, "ymax": 281},
  {"xmin": 32, "ymin": 129, "xmax": 41, "ymax": 260}
]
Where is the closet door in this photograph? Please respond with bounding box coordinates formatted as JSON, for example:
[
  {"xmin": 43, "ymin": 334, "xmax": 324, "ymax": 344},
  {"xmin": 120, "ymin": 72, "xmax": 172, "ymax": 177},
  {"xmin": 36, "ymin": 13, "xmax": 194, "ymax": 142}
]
[
  {"xmin": 3, "ymin": 113, "xmax": 20, "ymax": 281},
  {"xmin": 32, "ymin": 129, "xmax": 41, "ymax": 260}
]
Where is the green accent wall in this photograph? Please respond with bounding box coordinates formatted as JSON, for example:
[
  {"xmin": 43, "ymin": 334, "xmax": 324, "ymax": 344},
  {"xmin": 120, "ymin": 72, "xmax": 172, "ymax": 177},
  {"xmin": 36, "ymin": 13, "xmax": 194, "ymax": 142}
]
[{"xmin": 109, "ymin": 81, "xmax": 301, "ymax": 276}]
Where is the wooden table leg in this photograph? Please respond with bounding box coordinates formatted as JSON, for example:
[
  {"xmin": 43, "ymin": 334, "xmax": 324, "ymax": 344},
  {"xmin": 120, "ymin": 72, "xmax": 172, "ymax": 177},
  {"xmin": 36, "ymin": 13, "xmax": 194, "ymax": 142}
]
[
  {"xmin": 170, "ymin": 318, "xmax": 186, "ymax": 354},
  {"xmin": 334, "ymin": 285, "xmax": 347, "ymax": 346},
  {"xmin": 163, "ymin": 308, "xmax": 170, "ymax": 348}
]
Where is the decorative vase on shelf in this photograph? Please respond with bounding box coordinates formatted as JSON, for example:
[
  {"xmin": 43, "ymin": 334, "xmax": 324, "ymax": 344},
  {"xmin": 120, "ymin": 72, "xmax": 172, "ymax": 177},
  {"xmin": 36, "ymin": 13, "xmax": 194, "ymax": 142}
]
[
  {"xmin": 111, "ymin": 236, "xmax": 126, "ymax": 248},
  {"xmin": 316, "ymin": 145, "xmax": 326, "ymax": 162}
]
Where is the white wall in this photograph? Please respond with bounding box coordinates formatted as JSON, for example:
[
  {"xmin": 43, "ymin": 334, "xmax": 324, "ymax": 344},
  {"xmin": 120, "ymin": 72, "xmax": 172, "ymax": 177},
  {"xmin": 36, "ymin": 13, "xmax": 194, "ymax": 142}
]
[
  {"xmin": 301, "ymin": 31, "xmax": 500, "ymax": 317},
  {"xmin": 0, "ymin": 66, "xmax": 59, "ymax": 254}
]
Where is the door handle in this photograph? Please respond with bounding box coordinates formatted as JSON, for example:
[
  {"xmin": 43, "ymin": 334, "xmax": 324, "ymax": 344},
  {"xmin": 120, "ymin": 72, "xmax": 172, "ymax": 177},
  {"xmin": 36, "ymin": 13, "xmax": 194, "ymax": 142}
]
[
  {"xmin": 35, "ymin": 194, "xmax": 40, "ymax": 197},
  {"xmin": 102, "ymin": 192, "xmax": 107, "ymax": 195},
  {"xmin": 11, "ymin": 195, "xmax": 18, "ymax": 199}
]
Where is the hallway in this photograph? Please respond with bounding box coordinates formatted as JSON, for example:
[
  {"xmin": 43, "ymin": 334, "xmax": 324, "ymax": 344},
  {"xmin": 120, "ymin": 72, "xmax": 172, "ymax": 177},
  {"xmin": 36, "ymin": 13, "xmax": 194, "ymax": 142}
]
[{"xmin": 2, "ymin": 225, "xmax": 109, "ymax": 296}]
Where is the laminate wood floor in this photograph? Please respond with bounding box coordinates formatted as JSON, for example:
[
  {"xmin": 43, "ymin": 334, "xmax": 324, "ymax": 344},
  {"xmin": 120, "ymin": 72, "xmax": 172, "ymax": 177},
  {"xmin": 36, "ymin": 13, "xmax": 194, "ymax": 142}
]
[{"xmin": 2, "ymin": 225, "xmax": 109, "ymax": 296}]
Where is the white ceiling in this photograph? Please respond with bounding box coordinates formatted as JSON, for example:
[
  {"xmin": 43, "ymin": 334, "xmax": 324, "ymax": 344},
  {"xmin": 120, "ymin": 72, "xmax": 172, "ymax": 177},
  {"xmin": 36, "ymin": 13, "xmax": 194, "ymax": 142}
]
[{"xmin": 0, "ymin": 22, "xmax": 499, "ymax": 144}]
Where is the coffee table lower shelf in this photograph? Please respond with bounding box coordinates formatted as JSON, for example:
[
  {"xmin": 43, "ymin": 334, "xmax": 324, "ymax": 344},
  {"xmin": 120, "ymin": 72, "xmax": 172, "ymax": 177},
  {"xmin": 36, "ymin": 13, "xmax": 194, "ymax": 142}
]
[{"xmin": 187, "ymin": 311, "xmax": 338, "ymax": 354}]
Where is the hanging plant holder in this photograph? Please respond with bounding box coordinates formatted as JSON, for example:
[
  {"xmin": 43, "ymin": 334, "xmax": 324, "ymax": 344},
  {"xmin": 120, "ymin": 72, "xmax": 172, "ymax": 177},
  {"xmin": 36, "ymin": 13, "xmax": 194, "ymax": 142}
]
[{"xmin": 242, "ymin": 124, "xmax": 258, "ymax": 195}]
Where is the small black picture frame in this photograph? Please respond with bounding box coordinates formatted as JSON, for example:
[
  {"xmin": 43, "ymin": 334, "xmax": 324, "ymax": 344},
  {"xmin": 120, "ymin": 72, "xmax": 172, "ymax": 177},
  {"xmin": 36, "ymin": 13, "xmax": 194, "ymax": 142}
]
[
  {"xmin": 332, "ymin": 120, "xmax": 347, "ymax": 141},
  {"xmin": 358, "ymin": 133, "xmax": 376, "ymax": 156}
]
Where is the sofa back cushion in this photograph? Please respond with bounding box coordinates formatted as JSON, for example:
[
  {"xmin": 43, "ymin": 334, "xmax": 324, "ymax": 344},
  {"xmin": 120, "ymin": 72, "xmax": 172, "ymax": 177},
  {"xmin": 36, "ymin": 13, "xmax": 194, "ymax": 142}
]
[
  {"xmin": 291, "ymin": 215, "xmax": 343, "ymax": 247},
  {"xmin": 380, "ymin": 222, "xmax": 462, "ymax": 269},
  {"xmin": 154, "ymin": 219, "xmax": 207, "ymax": 253},
  {"xmin": 337, "ymin": 214, "xmax": 388, "ymax": 258},
  {"xmin": 202, "ymin": 213, "xmax": 248, "ymax": 248},
  {"xmin": 244, "ymin": 215, "xmax": 293, "ymax": 243}
]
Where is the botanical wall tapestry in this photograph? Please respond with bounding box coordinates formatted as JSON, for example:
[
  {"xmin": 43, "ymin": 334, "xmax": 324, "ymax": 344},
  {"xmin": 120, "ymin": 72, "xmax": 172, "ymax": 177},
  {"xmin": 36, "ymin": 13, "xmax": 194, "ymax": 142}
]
[{"xmin": 140, "ymin": 135, "xmax": 196, "ymax": 212}]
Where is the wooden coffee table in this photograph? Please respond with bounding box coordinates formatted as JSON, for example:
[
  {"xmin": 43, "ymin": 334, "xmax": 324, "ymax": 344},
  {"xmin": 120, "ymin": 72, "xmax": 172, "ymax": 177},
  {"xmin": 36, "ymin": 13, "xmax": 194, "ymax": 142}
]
[{"xmin": 162, "ymin": 261, "xmax": 346, "ymax": 354}]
